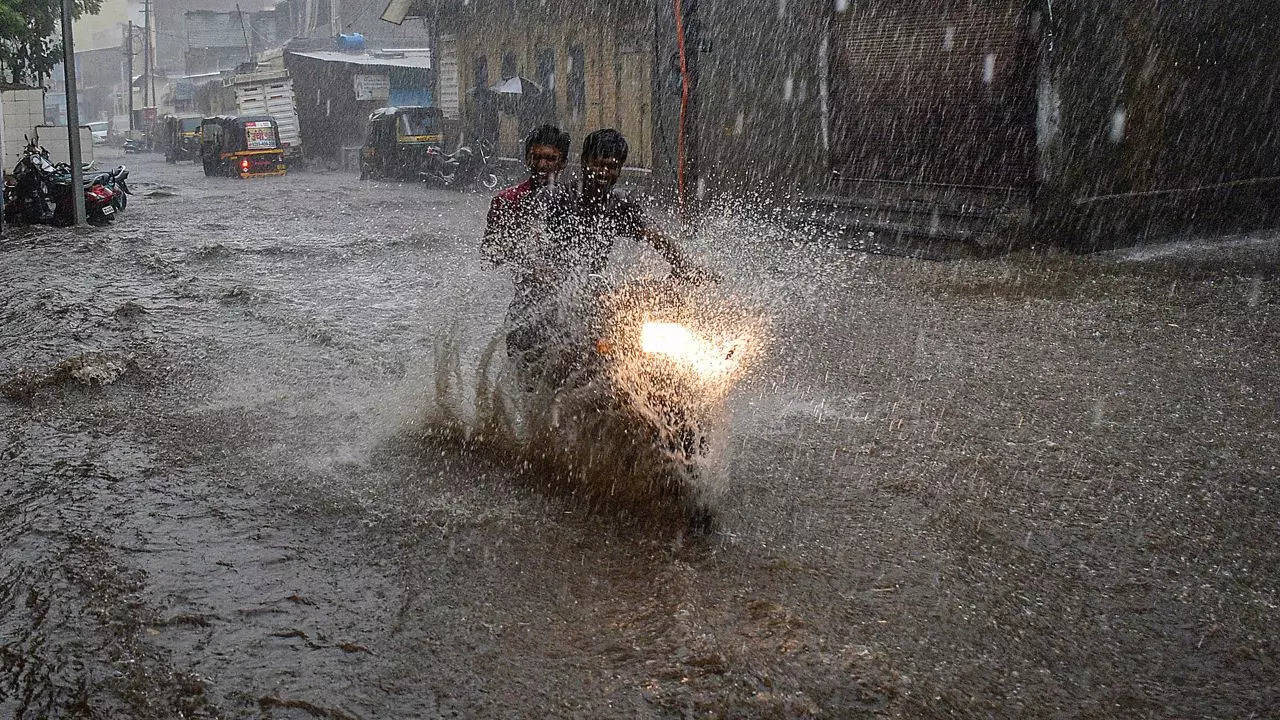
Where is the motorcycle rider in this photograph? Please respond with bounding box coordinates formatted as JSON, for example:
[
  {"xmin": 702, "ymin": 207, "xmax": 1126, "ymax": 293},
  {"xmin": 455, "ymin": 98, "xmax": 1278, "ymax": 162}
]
[
  {"xmin": 501, "ymin": 128, "xmax": 709, "ymax": 372},
  {"xmin": 482, "ymin": 124, "xmax": 570, "ymax": 268}
]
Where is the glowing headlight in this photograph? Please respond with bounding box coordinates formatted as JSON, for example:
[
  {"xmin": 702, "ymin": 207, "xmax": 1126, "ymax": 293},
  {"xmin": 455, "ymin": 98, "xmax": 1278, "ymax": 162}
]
[{"xmin": 640, "ymin": 322, "xmax": 742, "ymax": 379}]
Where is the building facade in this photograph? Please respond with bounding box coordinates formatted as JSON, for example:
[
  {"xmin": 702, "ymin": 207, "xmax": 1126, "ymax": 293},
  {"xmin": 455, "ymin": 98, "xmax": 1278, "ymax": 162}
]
[
  {"xmin": 437, "ymin": 0, "xmax": 654, "ymax": 166},
  {"xmin": 392, "ymin": 0, "xmax": 1280, "ymax": 245}
]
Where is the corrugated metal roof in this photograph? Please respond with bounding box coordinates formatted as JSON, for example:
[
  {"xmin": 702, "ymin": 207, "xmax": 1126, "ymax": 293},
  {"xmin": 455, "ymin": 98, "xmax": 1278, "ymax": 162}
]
[
  {"xmin": 288, "ymin": 50, "xmax": 431, "ymax": 70},
  {"xmin": 186, "ymin": 11, "xmax": 249, "ymax": 50}
]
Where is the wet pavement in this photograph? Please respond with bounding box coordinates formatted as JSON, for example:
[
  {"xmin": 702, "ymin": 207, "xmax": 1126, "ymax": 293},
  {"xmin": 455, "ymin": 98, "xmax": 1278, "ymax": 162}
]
[{"xmin": 2, "ymin": 148, "xmax": 1277, "ymax": 719}]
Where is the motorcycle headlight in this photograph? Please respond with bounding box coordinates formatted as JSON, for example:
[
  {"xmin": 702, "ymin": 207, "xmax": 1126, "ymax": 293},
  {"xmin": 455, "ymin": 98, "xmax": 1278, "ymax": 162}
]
[{"xmin": 640, "ymin": 322, "xmax": 743, "ymax": 380}]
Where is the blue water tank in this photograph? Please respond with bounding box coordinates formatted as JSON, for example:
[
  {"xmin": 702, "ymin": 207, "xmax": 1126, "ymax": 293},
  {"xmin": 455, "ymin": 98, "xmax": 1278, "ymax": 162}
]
[{"xmin": 336, "ymin": 33, "xmax": 365, "ymax": 51}]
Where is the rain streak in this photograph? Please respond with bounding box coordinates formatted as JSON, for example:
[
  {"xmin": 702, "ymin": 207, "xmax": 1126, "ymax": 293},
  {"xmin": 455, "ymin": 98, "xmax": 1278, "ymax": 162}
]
[{"xmin": 1, "ymin": 1, "xmax": 1277, "ymax": 718}]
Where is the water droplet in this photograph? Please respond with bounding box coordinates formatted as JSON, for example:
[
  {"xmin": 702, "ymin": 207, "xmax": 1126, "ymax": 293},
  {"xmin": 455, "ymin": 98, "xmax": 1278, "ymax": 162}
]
[{"xmin": 1110, "ymin": 108, "xmax": 1127, "ymax": 143}]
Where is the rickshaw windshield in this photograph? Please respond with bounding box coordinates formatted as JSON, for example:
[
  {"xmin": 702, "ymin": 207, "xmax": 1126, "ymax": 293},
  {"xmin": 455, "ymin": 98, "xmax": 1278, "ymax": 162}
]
[
  {"xmin": 180, "ymin": 118, "xmax": 202, "ymax": 132},
  {"xmin": 396, "ymin": 110, "xmax": 440, "ymax": 139}
]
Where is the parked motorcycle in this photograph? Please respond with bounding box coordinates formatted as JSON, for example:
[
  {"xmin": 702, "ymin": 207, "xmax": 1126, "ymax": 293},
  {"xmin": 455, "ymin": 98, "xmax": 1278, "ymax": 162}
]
[
  {"xmin": 86, "ymin": 165, "xmax": 132, "ymax": 214},
  {"xmin": 4, "ymin": 139, "xmax": 59, "ymax": 224},
  {"xmin": 3, "ymin": 138, "xmax": 129, "ymax": 225},
  {"xmin": 420, "ymin": 139, "xmax": 500, "ymax": 191}
]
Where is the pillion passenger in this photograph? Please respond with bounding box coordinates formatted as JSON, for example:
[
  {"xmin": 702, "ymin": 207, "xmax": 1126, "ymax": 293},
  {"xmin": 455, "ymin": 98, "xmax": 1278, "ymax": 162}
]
[{"xmin": 481, "ymin": 124, "xmax": 570, "ymax": 268}]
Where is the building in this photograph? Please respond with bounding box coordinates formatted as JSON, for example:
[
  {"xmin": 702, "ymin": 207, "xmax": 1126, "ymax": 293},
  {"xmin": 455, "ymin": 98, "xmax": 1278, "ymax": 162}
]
[
  {"xmin": 676, "ymin": 0, "xmax": 1280, "ymax": 247},
  {"xmin": 432, "ymin": 0, "xmax": 653, "ymax": 166},
  {"xmin": 381, "ymin": 0, "xmax": 1280, "ymax": 247},
  {"xmin": 47, "ymin": 45, "xmax": 130, "ymax": 125}
]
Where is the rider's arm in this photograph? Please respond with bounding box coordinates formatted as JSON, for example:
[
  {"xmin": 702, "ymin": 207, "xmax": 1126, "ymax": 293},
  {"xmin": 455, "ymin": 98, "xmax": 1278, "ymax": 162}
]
[
  {"xmin": 638, "ymin": 224, "xmax": 697, "ymax": 276},
  {"xmin": 482, "ymin": 195, "xmax": 512, "ymax": 266},
  {"xmin": 624, "ymin": 201, "xmax": 706, "ymax": 280}
]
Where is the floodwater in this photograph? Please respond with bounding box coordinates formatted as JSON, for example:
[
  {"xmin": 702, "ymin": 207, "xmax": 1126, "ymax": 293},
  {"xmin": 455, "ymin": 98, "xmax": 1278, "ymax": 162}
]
[{"xmin": 2, "ymin": 150, "xmax": 1277, "ymax": 719}]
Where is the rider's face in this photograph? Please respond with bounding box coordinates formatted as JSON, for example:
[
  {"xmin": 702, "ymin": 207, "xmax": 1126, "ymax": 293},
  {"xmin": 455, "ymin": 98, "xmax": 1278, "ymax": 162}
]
[
  {"xmin": 582, "ymin": 155, "xmax": 622, "ymax": 194},
  {"xmin": 526, "ymin": 144, "xmax": 565, "ymax": 185}
]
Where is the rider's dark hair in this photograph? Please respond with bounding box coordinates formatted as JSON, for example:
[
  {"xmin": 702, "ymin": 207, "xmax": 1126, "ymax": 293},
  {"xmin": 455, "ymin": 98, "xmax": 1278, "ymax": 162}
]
[
  {"xmin": 581, "ymin": 128, "xmax": 628, "ymax": 165},
  {"xmin": 523, "ymin": 124, "xmax": 570, "ymax": 159}
]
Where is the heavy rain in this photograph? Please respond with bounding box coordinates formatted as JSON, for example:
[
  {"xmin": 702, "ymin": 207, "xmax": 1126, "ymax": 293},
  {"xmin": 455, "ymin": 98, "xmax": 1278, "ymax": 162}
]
[{"xmin": 1, "ymin": 1, "xmax": 1277, "ymax": 718}]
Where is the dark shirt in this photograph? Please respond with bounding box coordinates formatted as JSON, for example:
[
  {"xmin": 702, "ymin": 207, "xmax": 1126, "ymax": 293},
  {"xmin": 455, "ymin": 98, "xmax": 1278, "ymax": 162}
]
[
  {"xmin": 488, "ymin": 180, "xmax": 648, "ymax": 319},
  {"xmin": 538, "ymin": 183, "xmax": 646, "ymax": 279}
]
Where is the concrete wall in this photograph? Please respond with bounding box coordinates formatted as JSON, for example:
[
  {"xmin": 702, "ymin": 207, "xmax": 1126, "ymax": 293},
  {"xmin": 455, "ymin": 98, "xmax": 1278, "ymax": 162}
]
[
  {"xmin": 1033, "ymin": 1, "xmax": 1280, "ymax": 247},
  {"xmin": 2, "ymin": 88, "xmax": 48, "ymax": 169}
]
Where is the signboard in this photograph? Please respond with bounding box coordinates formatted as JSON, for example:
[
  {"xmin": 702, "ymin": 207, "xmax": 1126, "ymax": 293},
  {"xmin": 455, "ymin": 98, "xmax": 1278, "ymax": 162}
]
[
  {"xmin": 244, "ymin": 120, "xmax": 277, "ymax": 150},
  {"xmin": 353, "ymin": 74, "xmax": 390, "ymax": 101}
]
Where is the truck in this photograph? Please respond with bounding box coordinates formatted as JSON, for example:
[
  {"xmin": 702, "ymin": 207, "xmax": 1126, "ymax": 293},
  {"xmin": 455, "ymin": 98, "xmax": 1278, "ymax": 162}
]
[{"xmin": 219, "ymin": 68, "xmax": 303, "ymax": 162}]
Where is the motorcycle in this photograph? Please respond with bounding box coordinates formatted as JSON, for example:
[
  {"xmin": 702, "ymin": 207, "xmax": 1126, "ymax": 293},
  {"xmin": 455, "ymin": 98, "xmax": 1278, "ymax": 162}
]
[
  {"xmin": 5, "ymin": 139, "xmax": 58, "ymax": 224},
  {"xmin": 419, "ymin": 139, "xmax": 500, "ymax": 191},
  {"xmin": 497, "ymin": 272, "xmax": 754, "ymax": 529},
  {"xmin": 86, "ymin": 165, "xmax": 131, "ymax": 214},
  {"xmin": 4, "ymin": 138, "xmax": 127, "ymax": 225}
]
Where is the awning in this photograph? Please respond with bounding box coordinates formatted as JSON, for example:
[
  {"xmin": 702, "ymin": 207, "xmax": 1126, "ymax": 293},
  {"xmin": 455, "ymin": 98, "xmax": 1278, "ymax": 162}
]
[
  {"xmin": 288, "ymin": 49, "xmax": 431, "ymax": 70},
  {"xmin": 489, "ymin": 76, "xmax": 542, "ymax": 95}
]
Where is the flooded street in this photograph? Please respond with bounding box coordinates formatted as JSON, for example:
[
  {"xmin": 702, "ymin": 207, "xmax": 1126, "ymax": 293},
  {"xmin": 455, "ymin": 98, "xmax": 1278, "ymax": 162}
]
[{"xmin": 2, "ymin": 150, "xmax": 1277, "ymax": 719}]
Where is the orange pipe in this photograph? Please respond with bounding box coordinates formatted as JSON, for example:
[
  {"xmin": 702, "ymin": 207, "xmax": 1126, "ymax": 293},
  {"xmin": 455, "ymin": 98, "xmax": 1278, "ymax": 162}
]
[{"xmin": 674, "ymin": 0, "xmax": 690, "ymax": 208}]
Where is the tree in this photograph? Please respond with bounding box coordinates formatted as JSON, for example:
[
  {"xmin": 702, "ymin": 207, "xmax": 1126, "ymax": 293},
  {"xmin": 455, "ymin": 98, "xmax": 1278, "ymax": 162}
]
[{"xmin": 0, "ymin": 0, "xmax": 103, "ymax": 86}]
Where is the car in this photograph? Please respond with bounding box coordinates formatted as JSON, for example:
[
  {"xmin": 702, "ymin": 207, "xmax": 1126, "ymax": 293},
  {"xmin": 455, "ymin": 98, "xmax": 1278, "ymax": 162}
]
[{"xmin": 86, "ymin": 121, "xmax": 109, "ymax": 145}]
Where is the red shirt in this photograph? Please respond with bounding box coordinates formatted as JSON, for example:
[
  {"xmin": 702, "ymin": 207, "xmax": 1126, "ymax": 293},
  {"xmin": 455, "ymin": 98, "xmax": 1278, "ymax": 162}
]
[{"xmin": 482, "ymin": 179, "xmax": 538, "ymax": 266}]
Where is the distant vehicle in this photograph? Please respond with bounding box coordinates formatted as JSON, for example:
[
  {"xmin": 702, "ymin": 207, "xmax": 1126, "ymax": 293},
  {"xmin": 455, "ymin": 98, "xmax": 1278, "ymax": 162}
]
[
  {"xmin": 159, "ymin": 115, "xmax": 203, "ymax": 163},
  {"xmin": 359, "ymin": 106, "xmax": 444, "ymax": 180},
  {"xmin": 217, "ymin": 69, "xmax": 303, "ymax": 163},
  {"xmin": 199, "ymin": 115, "xmax": 287, "ymax": 178},
  {"xmin": 421, "ymin": 139, "xmax": 499, "ymax": 191},
  {"xmin": 86, "ymin": 121, "xmax": 109, "ymax": 145}
]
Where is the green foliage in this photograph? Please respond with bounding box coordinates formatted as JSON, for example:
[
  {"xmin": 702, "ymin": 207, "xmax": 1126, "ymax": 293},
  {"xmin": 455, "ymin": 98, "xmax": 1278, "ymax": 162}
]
[{"xmin": 0, "ymin": 0, "xmax": 103, "ymax": 85}]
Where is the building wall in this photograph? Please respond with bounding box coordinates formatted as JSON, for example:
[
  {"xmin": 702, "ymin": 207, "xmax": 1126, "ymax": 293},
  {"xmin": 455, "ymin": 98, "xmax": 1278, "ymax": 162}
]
[
  {"xmin": 651, "ymin": 0, "xmax": 827, "ymax": 198},
  {"xmin": 155, "ymin": 0, "xmax": 278, "ymax": 72},
  {"xmin": 1035, "ymin": 0, "xmax": 1280, "ymax": 246},
  {"xmin": 284, "ymin": 52, "xmax": 384, "ymax": 158},
  {"xmin": 442, "ymin": 0, "xmax": 653, "ymax": 167}
]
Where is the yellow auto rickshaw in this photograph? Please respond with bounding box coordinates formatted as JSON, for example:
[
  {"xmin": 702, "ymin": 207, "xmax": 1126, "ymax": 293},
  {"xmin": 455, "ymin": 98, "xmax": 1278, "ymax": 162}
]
[
  {"xmin": 359, "ymin": 106, "xmax": 444, "ymax": 180},
  {"xmin": 162, "ymin": 114, "xmax": 204, "ymax": 163},
  {"xmin": 199, "ymin": 115, "xmax": 287, "ymax": 178}
]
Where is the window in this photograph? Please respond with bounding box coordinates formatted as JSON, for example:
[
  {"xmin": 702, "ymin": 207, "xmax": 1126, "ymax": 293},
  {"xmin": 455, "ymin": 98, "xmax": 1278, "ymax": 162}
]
[
  {"xmin": 397, "ymin": 109, "xmax": 441, "ymax": 137},
  {"xmin": 536, "ymin": 48, "xmax": 556, "ymax": 117},
  {"xmin": 535, "ymin": 48, "xmax": 555, "ymax": 92},
  {"xmin": 474, "ymin": 55, "xmax": 488, "ymax": 89},
  {"xmin": 567, "ymin": 44, "xmax": 585, "ymax": 120},
  {"xmin": 501, "ymin": 51, "xmax": 517, "ymax": 80}
]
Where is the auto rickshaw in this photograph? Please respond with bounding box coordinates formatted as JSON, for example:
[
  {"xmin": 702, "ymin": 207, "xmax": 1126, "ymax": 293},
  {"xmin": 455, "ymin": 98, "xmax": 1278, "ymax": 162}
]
[
  {"xmin": 359, "ymin": 106, "xmax": 444, "ymax": 180},
  {"xmin": 162, "ymin": 114, "xmax": 204, "ymax": 163},
  {"xmin": 199, "ymin": 115, "xmax": 287, "ymax": 179}
]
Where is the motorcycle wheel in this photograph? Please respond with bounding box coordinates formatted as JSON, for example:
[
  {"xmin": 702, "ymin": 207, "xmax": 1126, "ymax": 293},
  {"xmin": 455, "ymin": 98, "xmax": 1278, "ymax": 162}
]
[{"xmin": 477, "ymin": 171, "xmax": 499, "ymax": 191}]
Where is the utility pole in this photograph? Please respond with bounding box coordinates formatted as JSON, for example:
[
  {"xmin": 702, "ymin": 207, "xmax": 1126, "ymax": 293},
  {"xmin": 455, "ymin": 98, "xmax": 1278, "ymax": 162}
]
[
  {"xmin": 142, "ymin": 0, "xmax": 151, "ymax": 107},
  {"xmin": 236, "ymin": 4, "xmax": 252, "ymax": 62},
  {"xmin": 125, "ymin": 21, "xmax": 135, "ymax": 130},
  {"xmin": 61, "ymin": 0, "xmax": 87, "ymax": 225}
]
